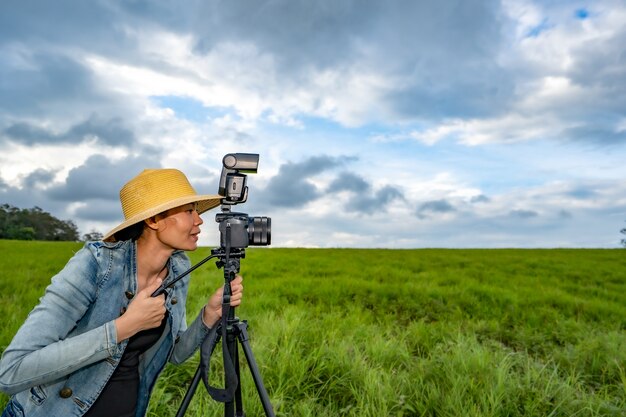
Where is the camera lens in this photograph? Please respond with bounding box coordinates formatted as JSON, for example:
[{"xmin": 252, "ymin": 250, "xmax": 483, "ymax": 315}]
[{"xmin": 248, "ymin": 216, "xmax": 271, "ymax": 246}]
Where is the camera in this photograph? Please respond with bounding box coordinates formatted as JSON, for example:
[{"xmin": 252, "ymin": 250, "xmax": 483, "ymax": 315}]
[
  {"xmin": 216, "ymin": 153, "xmax": 271, "ymax": 249},
  {"xmin": 151, "ymin": 153, "xmax": 270, "ymax": 295}
]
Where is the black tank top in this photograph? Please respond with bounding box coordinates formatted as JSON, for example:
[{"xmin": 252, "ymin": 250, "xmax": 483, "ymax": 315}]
[{"xmin": 84, "ymin": 313, "xmax": 168, "ymax": 417}]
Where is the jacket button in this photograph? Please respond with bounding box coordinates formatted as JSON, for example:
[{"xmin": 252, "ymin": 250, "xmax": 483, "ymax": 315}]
[
  {"xmin": 125, "ymin": 291, "xmax": 135, "ymax": 299},
  {"xmin": 120, "ymin": 307, "xmax": 127, "ymax": 315},
  {"xmin": 171, "ymin": 297, "xmax": 178, "ymax": 305},
  {"xmin": 59, "ymin": 387, "xmax": 72, "ymax": 398}
]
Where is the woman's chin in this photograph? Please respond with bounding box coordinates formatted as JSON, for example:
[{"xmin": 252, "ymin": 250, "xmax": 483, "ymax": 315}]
[{"xmin": 187, "ymin": 235, "xmax": 199, "ymax": 250}]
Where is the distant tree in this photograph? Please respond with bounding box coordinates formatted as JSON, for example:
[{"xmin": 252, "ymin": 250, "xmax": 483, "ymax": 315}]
[
  {"xmin": 621, "ymin": 223, "xmax": 626, "ymax": 247},
  {"xmin": 0, "ymin": 204, "xmax": 79, "ymax": 241},
  {"xmin": 8, "ymin": 226, "xmax": 36, "ymax": 240},
  {"xmin": 82, "ymin": 230, "xmax": 104, "ymax": 242}
]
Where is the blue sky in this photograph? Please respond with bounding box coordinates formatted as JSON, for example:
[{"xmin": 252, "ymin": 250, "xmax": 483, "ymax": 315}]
[{"xmin": 0, "ymin": 0, "xmax": 625, "ymax": 248}]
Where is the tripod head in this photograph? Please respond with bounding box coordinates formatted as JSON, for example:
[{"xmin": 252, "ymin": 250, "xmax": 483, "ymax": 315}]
[
  {"xmin": 211, "ymin": 246, "xmax": 244, "ymax": 311},
  {"xmin": 212, "ymin": 247, "xmax": 244, "ymax": 279}
]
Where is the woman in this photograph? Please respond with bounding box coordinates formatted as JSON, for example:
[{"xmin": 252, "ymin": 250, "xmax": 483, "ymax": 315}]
[{"xmin": 0, "ymin": 168, "xmax": 243, "ymax": 417}]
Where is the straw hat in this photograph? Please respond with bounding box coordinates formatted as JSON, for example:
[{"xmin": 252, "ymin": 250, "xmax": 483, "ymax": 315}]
[{"xmin": 103, "ymin": 168, "xmax": 222, "ymax": 241}]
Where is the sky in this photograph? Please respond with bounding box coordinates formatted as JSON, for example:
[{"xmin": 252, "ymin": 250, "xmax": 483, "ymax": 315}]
[{"xmin": 1, "ymin": 0, "xmax": 625, "ymax": 248}]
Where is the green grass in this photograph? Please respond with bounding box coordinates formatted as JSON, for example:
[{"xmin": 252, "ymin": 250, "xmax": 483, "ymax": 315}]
[{"xmin": 1, "ymin": 241, "xmax": 625, "ymax": 416}]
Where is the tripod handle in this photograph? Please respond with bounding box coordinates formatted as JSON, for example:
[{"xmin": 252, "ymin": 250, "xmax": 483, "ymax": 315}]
[
  {"xmin": 151, "ymin": 284, "xmax": 167, "ymax": 297},
  {"xmin": 149, "ymin": 254, "xmax": 219, "ymax": 298}
]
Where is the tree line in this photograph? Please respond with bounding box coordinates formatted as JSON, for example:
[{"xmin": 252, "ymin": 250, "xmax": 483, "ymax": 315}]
[{"xmin": 0, "ymin": 204, "xmax": 80, "ymax": 241}]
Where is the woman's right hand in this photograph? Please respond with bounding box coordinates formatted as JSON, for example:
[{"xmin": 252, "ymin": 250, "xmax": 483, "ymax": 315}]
[{"xmin": 114, "ymin": 279, "xmax": 166, "ymax": 342}]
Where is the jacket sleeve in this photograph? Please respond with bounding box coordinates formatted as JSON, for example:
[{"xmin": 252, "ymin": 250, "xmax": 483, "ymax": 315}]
[
  {"xmin": 169, "ymin": 308, "xmax": 211, "ymax": 365},
  {"xmin": 0, "ymin": 245, "xmax": 122, "ymax": 395}
]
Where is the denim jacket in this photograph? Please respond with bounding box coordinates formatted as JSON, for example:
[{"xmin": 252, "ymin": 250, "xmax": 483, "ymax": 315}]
[{"xmin": 0, "ymin": 240, "xmax": 211, "ymax": 417}]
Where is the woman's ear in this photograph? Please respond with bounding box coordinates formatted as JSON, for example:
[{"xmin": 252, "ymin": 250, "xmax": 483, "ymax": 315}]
[{"xmin": 145, "ymin": 216, "xmax": 160, "ymax": 231}]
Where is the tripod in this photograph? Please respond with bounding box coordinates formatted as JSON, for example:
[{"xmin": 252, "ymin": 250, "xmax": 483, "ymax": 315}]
[{"xmin": 170, "ymin": 247, "xmax": 276, "ymax": 417}]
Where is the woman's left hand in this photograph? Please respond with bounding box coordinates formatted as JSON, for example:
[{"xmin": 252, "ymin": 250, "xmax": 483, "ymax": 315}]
[{"xmin": 203, "ymin": 274, "xmax": 244, "ymax": 328}]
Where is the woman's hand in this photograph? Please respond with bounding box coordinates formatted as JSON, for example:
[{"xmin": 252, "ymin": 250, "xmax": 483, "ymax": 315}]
[
  {"xmin": 203, "ymin": 275, "xmax": 244, "ymax": 328},
  {"xmin": 115, "ymin": 279, "xmax": 166, "ymax": 342}
]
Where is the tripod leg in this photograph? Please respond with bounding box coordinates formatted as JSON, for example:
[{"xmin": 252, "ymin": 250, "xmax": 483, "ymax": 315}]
[
  {"xmin": 224, "ymin": 320, "xmax": 248, "ymax": 417},
  {"xmin": 224, "ymin": 327, "xmax": 239, "ymax": 417},
  {"xmin": 234, "ymin": 345, "xmax": 244, "ymax": 417},
  {"xmin": 176, "ymin": 332, "xmax": 221, "ymax": 417},
  {"xmin": 175, "ymin": 365, "xmax": 203, "ymax": 417},
  {"xmin": 235, "ymin": 321, "xmax": 276, "ymax": 417}
]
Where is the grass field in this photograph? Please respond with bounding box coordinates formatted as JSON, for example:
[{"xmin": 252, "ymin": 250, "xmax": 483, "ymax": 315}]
[{"xmin": 0, "ymin": 240, "xmax": 625, "ymax": 416}]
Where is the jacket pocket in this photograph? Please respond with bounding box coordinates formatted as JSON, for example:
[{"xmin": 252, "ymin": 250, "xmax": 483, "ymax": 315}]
[
  {"xmin": 3, "ymin": 398, "xmax": 25, "ymax": 417},
  {"xmin": 28, "ymin": 385, "xmax": 47, "ymax": 406}
]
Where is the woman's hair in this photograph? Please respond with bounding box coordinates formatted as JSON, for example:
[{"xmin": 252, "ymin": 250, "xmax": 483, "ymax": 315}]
[{"xmin": 113, "ymin": 221, "xmax": 146, "ymax": 241}]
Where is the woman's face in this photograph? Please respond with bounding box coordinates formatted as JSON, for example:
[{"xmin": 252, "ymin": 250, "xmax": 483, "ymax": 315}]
[{"xmin": 156, "ymin": 203, "xmax": 204, "ymax": 251}]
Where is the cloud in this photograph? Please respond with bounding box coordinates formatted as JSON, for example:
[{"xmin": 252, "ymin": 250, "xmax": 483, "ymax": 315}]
[
  {"xmin": 0, "ymin": 154, "xmax": 163, "ymax": 225},
  {"xmin": 3, "ymin": 116, "xmax": 136, "ymax": 147},
  {"xmin": 509, "ymin": 209, "xmax": 539, "ymax": 219},
  {"xmin": 327, "ymin": 172, "xmax": 404, "ymax": 214},
  {"xmin": 191, "ymin": 1, "xmax": 378, "ymax": 71},
  {"xmin": 46, "ymin": 154, "xmax": 160, "ymax": 204},
  {"xmin": 22, "ymin": 169, "xmax": 57, "ymax": 189},
  {"xmin": 257, "ymin": 156, "xmax": 405, "ymax": 214},
  {"xmin": 176, "ymin": 0, "xmax": 515, "ymax": 125},
  {"xmin": 563, "ymin": 125, "xmax": 626, "ymax": 146},
  {"xmin": 565, "ymin": 186, "xmax": 597, "ymax": 200},
  {"xmin": 0, "ymin": 50, "xmax": 103, "ymax": 118},
  {"xmin": 0, "ymin": 179, "xmax": 63, "ymax": 219},
  {"xmin": 327, "ymin": 171, "xmax": 370, "ymax": 193},
  {"xmin": 0, "ymin": 1, "xmax": 115, "ymax": 45},
  {"xmin": 416, "ymin": 199, "xmax": 457, "ymax": 219},
  {"xmin": 261, "ymin": 155, "xmax": 347, "ymax": 208},
  {"xmin": 3, "ymin": 0, "xmax": 621, "ymax": 148},
  {"xmin": 558, "ymin": 209, "xmax": 573, "ymax": 219},
  {"xmin": 73, "ymin": 200, "xmax": 124, "ymax": 224},
  {"xmin": 345, "ymin": 185, "xmax": 404, "ymax": 215},
  {"xmin": 377, "ymin": 2, "xmax": 626, "ymax": 147},
  {"xmin": 471, "ymin": 194, "xmax": 490, "ymax": 203}
]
